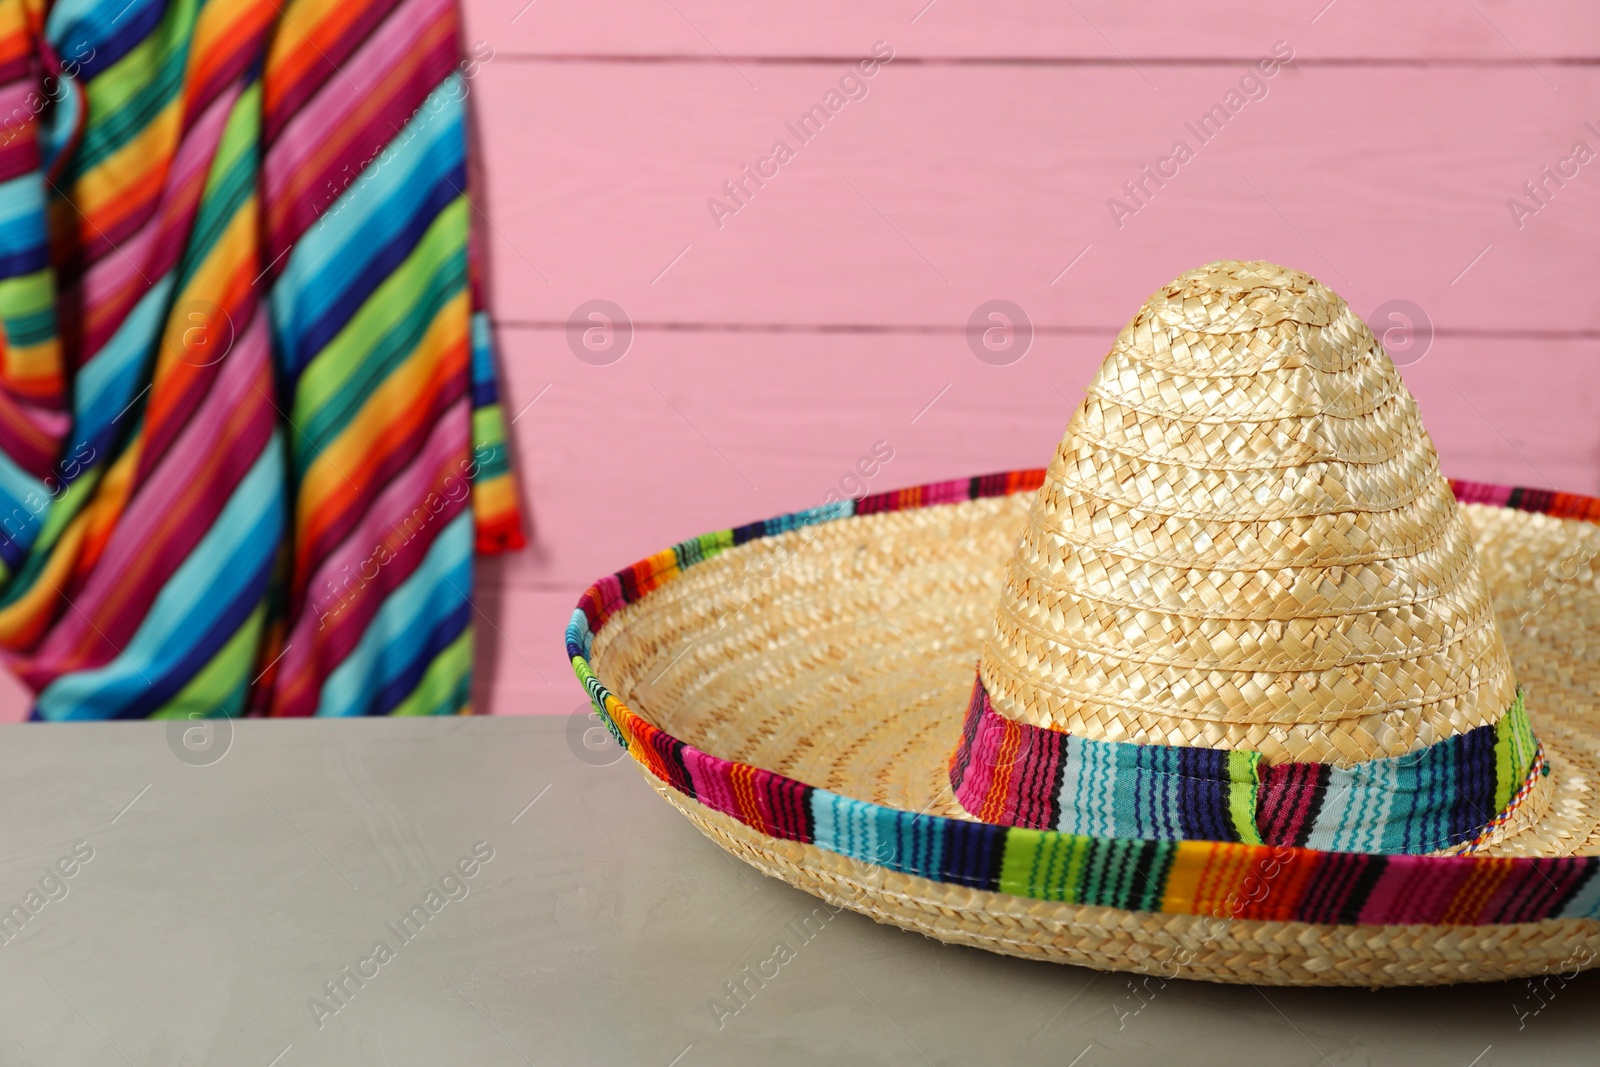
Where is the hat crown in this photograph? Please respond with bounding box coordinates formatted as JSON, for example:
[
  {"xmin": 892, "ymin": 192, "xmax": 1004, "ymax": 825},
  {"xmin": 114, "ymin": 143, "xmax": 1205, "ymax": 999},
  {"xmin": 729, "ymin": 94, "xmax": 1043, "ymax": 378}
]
[{"xmin": 976, "ymin": 261, "xmax": 1517, "ymax": 767}]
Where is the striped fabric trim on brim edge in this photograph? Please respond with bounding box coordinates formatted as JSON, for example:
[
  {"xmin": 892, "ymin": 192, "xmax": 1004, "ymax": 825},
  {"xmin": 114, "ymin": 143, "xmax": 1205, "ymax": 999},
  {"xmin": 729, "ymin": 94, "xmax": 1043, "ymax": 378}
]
[{"xmin": 565, "ymin": 472, "xmax": 1600, "ymax": 926}]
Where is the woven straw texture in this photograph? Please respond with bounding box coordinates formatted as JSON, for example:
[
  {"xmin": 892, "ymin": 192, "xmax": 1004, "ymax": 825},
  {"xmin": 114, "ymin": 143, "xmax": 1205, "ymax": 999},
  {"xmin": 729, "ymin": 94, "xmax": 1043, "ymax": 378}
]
[
  {"xmin": 979, "ymin": 261, "xmax": 1515, "ymax": 766},
  {"xmin": 661, "ymin": 785, "xmax": 1597, "ymax": 986},
  {"xmin": 589, "ymin": 491, "xmax": 1600, "ymax": 983},
  {"xmin": 581, "ymin": 262, "xmax": 1600, "ymax": 984}
]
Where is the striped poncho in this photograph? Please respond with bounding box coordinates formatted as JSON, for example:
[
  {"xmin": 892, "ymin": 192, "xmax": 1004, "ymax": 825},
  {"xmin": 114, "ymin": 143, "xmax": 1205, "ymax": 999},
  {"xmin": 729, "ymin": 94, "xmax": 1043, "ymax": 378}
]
[{"xmin": 0, "ymin": 0, "xmax": 522, "ymax": 717}]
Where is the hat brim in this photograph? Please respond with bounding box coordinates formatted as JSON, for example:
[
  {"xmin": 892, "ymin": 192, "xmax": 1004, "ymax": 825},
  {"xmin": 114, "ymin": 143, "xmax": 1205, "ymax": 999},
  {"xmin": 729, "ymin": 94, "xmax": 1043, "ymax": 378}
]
[{"xmin": 567, "ymin": 472, "xmax": 1600, "ymax": 986}]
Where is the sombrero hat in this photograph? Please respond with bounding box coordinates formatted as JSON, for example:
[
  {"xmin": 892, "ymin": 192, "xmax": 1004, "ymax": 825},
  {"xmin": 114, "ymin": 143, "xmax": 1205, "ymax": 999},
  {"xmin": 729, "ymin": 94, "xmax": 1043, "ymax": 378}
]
[{"xmin": 566, "ymin": 261, "xmax": 1600, "ymax": 986}]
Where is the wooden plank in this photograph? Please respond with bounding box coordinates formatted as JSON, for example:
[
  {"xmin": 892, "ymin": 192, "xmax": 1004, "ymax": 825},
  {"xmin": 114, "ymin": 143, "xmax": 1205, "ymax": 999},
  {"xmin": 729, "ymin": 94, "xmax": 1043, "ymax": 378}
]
[
  {"xmin": 470, "ymin": 580, "xmax": 574, "ymax": 716},
  {"xmin": 0, "ymin": 665, "xmax": 27, "ymax": 722},
  {"xmin": 465, "ymin": 0, "xmax": 1600, "ymax": 62},
  {"xmin": 1, "ymin": 323, "xmax": 1578, "ymax": 722},
  {"xmin": 474, "ymin": 323, "xmax": 1600, "ymax": 714},
  {"xmin": 488, "ymin": 326, "xmax": 1600, "ymax": 596},
  {"xmin": 471, "ymin": 60, "xmax": 1600, "ymax": 333}
]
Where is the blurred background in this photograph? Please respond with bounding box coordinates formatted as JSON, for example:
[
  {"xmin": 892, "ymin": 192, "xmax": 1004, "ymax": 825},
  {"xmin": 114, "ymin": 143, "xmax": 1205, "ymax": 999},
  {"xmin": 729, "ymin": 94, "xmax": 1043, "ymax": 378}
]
[{"xmin": 20, "ymin": 1, "xmax": 1596, "ymax": 716}]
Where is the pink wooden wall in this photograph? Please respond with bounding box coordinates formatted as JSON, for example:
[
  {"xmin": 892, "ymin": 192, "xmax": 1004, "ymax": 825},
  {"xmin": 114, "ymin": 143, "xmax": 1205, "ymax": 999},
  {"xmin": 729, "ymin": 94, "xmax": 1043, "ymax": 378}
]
[
  {"xmin": 475, "ymin": 0, "xmax": 1600, "ymax": 715},
  {"xmin": 460, "ymin": 0, "xmax": 1600, "ymax": 716},
  {"xmin": 6, "ymin": 2, "xmax": 1598, "ymax": 718}
]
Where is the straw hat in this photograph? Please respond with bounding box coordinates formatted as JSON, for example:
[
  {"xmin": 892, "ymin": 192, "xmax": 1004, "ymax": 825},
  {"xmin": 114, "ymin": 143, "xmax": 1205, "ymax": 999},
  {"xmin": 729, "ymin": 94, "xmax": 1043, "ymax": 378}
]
[{"xmin": 567, "ymin": 261, "xmax": 1600, "ymax": 986}]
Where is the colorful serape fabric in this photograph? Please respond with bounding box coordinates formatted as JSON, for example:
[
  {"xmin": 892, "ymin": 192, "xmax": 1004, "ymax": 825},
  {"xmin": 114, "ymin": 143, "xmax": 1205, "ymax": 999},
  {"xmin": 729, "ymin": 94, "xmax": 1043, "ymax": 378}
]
[
  {"xmin": 1257, "ymin": 693, "xmax": 1541, "ymax": 854},
  {"xmin": 0, "ymin": 0, "xmax": 521, "ymax": 718},
  {"xmin": 951, "ymin": 677, "xmax": 1264, "ymax": 845},
  {"xmin": 950, "ymin": 675, "xmax": 1544, "ymax": 855},
  {"xmin": 568, "ymin": 473, "xmax": 1600, "ymax": 925}
]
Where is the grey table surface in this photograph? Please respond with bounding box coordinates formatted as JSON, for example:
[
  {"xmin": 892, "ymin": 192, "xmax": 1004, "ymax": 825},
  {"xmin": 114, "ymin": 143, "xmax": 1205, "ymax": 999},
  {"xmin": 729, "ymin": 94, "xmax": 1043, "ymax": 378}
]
[{"xmin": 0, "ymin": 714, "xmax": 1593, "ymax": 1067}]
